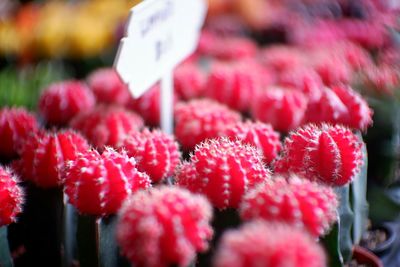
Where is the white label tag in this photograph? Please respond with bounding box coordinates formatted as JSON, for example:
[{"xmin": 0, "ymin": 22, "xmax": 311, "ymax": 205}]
[{"xmin": 114, "ymin": 0, "xmax": 207, "ymax": 98}]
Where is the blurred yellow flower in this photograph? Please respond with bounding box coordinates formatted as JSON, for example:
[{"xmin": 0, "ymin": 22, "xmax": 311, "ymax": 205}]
[
  {"xmin": 0, "ymin": 0, "xmax": 136, "ymax": 59},
  {"xmin": 0, "ymin": 22, "xmax": 22, "ymax": 55}
]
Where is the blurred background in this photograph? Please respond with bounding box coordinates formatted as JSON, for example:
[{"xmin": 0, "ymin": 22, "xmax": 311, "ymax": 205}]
[{"xmin": 0, "ymin": 0, "xmax": 399, "ymax": 109}]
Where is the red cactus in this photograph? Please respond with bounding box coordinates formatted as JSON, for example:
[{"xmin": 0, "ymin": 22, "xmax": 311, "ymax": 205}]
[
  {"xmin": 305, "ymin": 87, "xmax": 348, "ymax": 126},
  {"xmin": 222, "ymin": 121, "xmax": 281, "ymax": 165},
  {"xmin": 70, "ymin": 105, "xmax": 144, "ymax": 149},
  {"xmin": 176, "ymin": 138, "xmax": 271, "ymax": 209},
  {"xmin": 240, "ymin": 175, "xmax": 338, "ymax": 237},
  {"xmin": 64, "ymin": 148, "xmax": 151, "ymax": 216},
  {"xmin": 306, "ymin": 86, "xmax": 373, "ymax": 131},
  {"xmin": 0, "ymin": 107, "xmax": 39, "ymax": 159},
  {"xmin": 0, "ymin": 167, "xmax": 23, "ymax": 226},
  {"xmin": 333, "ymin": 42, "xmax": 372, "ymax": 70},
  {"xmin": 127, "ymin": 84, "xmax": 178, "ymax": 127},
  {"xmin": 339, "ymin": 19, "xmax": 388, "ymax": 50},
  {"xmin": 87, "ymin": 68, "xmax": 131, "ymax": 106},
  {"xmin": 120, "ymin": 129, "xmax": 181, "ymax": 183},
  {"xmin": 116, "ymin": 186, "xmax": 213, "ymax": 267},
  {"xmin": 199, "ymin": 34, "xmax": 257, "ymax": 61},
  {"xmin": 274, "ymin": 123, "xmax": 363, "ymax": 186},
  {"xmin": 330, "ymin": 85, "xmax": 373, "ymax": 131},
  {"xmin": 16, "ymin": 130, "xmax": 89, "ymax": 188},
  {"xmin": 174, "ymin": 63, "xmax": 206, "ymax": 100},
  {"xmin": 214, "ymin": 221, "xmax": 326, "ymax": 267},
  {"xmin": 205, "ymin": 62, "xmax": 262, "ymax": 112},
  {"xmin": 361, "ymin": 64, "xmax": 400, "ymax": 95},
  {"xmin": 174, "ymin": 99, "xmax": 241, "ymax": 150},
  {"xmin": 39, "ymin": 80, "xmax": 96, "ymax": 125},
  {"xmin": 260, "ymin": 46, "xmax": 305, "ymax": 72},
  {"xmin": 251, "ymin": 87, "xmax": 308, "ymax": 132},
  {"xmin": 175, "ymin": 162, "xmax": 201, "ymax": 193},
  {"xmin": 278, "ymin": 67, "xmax": 323, "ymax": 102},
  {"xmin": 312, "ymin": 57, "xmax": 352, "ymax": 86}
]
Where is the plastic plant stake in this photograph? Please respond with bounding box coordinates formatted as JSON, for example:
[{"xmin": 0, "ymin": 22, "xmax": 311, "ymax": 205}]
[
  {"xmin": 161, "ymin": 69, "xmax": 174, "ymax": 134},
  {"xmin": 114, "ymin": 0, "xmax": 207, "ymax": 133}
]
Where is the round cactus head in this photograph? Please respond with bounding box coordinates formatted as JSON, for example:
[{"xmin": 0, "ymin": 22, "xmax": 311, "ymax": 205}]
[
  {"xmin": 174, "ymin": 62, "xmax": 206, "ymax": 100},
  {"xmin": 251, "ymin": 87, "xmax": 308, "ymax": 132},
  {"xmin": 70, "ymin": 105, "xmax": 144, "ymax": 149},
  {"xmin": 87, "ymin": 68, "xmax": 131, "ymax": 106},
  {"xmin": 0, "ymin": 167, "xmax": 23, "ymax": 226},
  {"xmin": 0, "ymin": 107, "xmax": 39, "ymax": 159},
  {"xmin": 174, "ymin": 99, "xmax": 241, "ymax": 151},
  {"xmin": 205, "ymin": 61, "xmax": 262, "ymax": 112},
  {"xmin": 240, "ymin": 175, "xmax": 338, "ymax": 237},
  {"xmin": 213, "ymin": 220, "xmax": 326, "ymax": 267},
  {"xmin": 39, "ymin": 80, "xmax": 96, "ymax": 126},
  {"xmin": 16, "ymin": 130, "xmax": 89, "ymax": 188},
  {"xmin": 117, "ymin": 186, "xmax": 213, "ymax": 267},
  {"xmin": 274, "ymin": 123, "xmax": 364, "ymax": 186},
  {"xmin": 64, "ymin": 148, "xmax": 151, "ymax": 216},
  {"xmin": 176, "ymin": 137, "xmax": 271, "ymax": 209},
  {"xmin": 120, "ymin": 129, "xmax": 181, "ymax": 183},
  {"xmin": 222, "ymin": 120, "xmax": 281, "ymax": 165}
]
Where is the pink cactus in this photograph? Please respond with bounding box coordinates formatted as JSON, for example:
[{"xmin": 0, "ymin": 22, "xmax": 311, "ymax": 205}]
[
  {"xmin": 330, "ymin": 85, "xmax": 373, "ymax": 131},
  {"xmin": 251, "ymin": 87, "xmax": 308, "ymax": 132},
  {"xmin": 0, "ymin": 167, "xmax": 23, "ymax": 226},
  {"xmin": 64, "ymin": 148, "xmax": 151, "ymax": 216},
  {"xmin": 240, "ymin": 175, "xmax": 338, "ymax": 237},
  {"xmin": 214, "ymin": 221, "xmax": 326, "ymax": 267},
  {"xmin": 274, "ymin": 123, "xmax": 364, "ymax": 186},
  {"xmin": 260, "ymin": 45, "xmax": 305, "ymax": 73},
  {"xmin": 199, "ymin": 34, "xmax": 257, "ymax": 61},
  {"xmin": 205, "ymin": 62, "xmax": 262, "ymax": 112},
  {"xmin": 120, "ymin": 129, "xmax": 181, "ymax": 183},
  {"xmin": 16, "ymin": 130, "xmax": 89, "ymax": 188},
  {"xmin": 312, "ymin": 57, "xmax": 352, "ymax": 86},
  {"xmin": 127, "ymin": 85, "xmax": 162, "ymax": 127},
  {"xmin": 87, "ymin": 68, "xmax": 131, "ymax": 106},
  {"xmin": 174, "ymin": 63, "xmax": 206, "ymax": 100},
  {"xmin": 0, "ymin": 107, "xmax": 39, "ymax": 158},
  {"xmin": 305, "ymin": 87, "xmax": 349, "ymax": 127},
  {"xmin": 70, "ymin": 105, "xmax": 144, "ymax": 149},
  {"xmin": 222, "ymin": 121, "xmax": 281, "ymax": 165},
  {"xmin": 361, "ymin": 64, "xmax": 400, "ymax": 95},
  {"xmin": 278, "ymin": 67, "xmax": 323, "ymax": 102},
  {"xmin": 176, "ymin": 138, "xmax": 271, "ymax": 209},
  {"xmin": 305, "ymin": 86, "xmax": 373, "ymax": 131},
  {"xmin": 39, "ymin": 80, "xmax": 96, "ymax": 125},
  {"xmin": 116, "ymin": 186, "xmax": 213, "ymax": 267},
  {"xmin": 174, "ymin": 99, "xmax": 241, "ymax": 150}
]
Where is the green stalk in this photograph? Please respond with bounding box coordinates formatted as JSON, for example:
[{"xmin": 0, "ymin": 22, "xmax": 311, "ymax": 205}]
[
  {"xmin": 351, "ymin": 133, "xmax": 369, "ymax": 244},
  {"xmin": 0, "ymin": 227, "xmax": 13, "ymax": 267},
  {"xmin": 99, "ymin": 216, "xmax": 119, "ymax": 267},
  {"xmin": 321, "ymin": 185, "xmax": 354, "ymax": 266},
  {"xmin": 77, "ymin": 215, "xmax": 99, "ymax": 267}
]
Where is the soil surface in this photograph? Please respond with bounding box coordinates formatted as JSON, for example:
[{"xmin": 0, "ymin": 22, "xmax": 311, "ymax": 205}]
[{"xmin": 360, "ymin": 228, "xmax": 388, "ymax": 250}]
